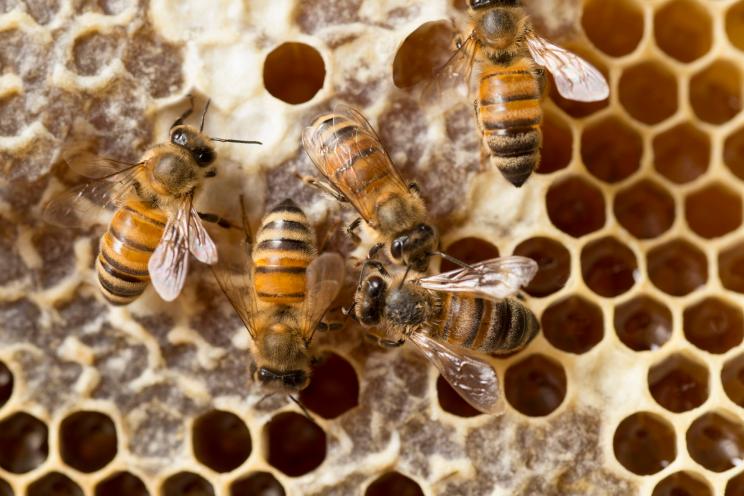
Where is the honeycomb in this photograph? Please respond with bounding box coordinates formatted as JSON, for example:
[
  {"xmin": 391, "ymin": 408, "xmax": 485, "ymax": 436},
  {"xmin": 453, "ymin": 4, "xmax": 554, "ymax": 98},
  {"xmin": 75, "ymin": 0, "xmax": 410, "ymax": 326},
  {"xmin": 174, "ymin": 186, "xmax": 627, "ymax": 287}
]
[{"xmin": 1, "ymin": 0, "xmax": 744, "ymax": 494}]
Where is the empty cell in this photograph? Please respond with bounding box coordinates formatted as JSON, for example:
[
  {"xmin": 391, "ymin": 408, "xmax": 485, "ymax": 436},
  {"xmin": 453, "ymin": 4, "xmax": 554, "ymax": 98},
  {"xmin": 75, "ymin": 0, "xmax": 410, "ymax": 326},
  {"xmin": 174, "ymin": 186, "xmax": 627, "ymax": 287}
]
[
  {"xmin": 687, "ymin": 412, "xmax": 744, "ymax": 472},
  {"xmin": 548, "ymin": 49, "xmax": 609, "ymax": 118},
  {"xmin": 441, "ymin": 237, "xmax": 499, "ymax": 273},
  {"xmin": 437, "ymin": 374, "xmax": 481, "ymax": 418},
  {"xmin": 685, "ymin": 183, "xmax": 742, "ymax": 239},
  {"xmin": 27, "ymin": 472, "xmax": 83, "ymax": 496},
  {"xmin": 654, "ymin": 0, "xmax": 713, "ymax": 63},
  {"xmin": 542, "ymin": 295, "xmax": 604, "ymax": 354},
  {"xmin": 230, "ymin": 472, "xmax": 285, "ymax": 496},
  {"xmin": 614, "ymin": 179, "xmax": 675, "ymax": 239},
  {"xmin": 582, "ymin": 0, "xmax": 644, "ymax": 57},
  {"xmin": 652, "ymin": 472, "xmax": 712, "ymax": 496},
  {"xmin": 653, "ymin": 122, "xmax": 710, "ymax": 184},
  {"xmin": 393, "ymin": 21, "xmax": 455, "ymax": 89},
  {"xmin": 683, "ymin": 298, "xmax": 743, "ymax": 354},
  {"xmin": 613, "ymin": 412, "xmax": 676, "ymax": 475},
  {"xmin": 95, "ymin": 471, "xmax": 149, "ymax": 496},
  {"xmin": 727, "ymin": 1, "xmax": 744, "ymax": 52},
  {"xmin": 60, "ymin": 410, "xmax": 117, "ymax": 473},
  {"xmin": 690, "ymin": 60, "xmax": 743, "ymax": 124},
  {"xmin": 546, "ymin": 176, "xmax": 605, "ymax": 237},
  {"xmin": 722, "ymin": 354, "xmax": 744, "ymax": 407},
  {"xmin": 504, "ymin": 354, "xmax": 567, "ymax": 417},
  {"xmin": 263, "ymin": 42, "xmax": 325, "ymax": 105},
  {"xmin": 0, "ymin": 412, "xmax": 48, "ymax": 473},
  {"xmin": 513, "ymin": 237, "xmax": 570, "ymax": 297},
  {"xmin": 0, "ymin": 479, "xmax": 9, "ymax": 496},
  {"xmin": 70, "ymin": 30, "xmax": 121, "ymax": 76},
  {"xmin": 581, "ymin": 116, "xmax": 643, "ymax": 183},
  {"xmin": 581, "ymin": 237, "xmax": 638, "ymax": 297},
  {"xmin": 647, "ymin": 239, "xmax": 708, "ymax": 296},
  {"xmin": 718, "ymin": 241, "xmax": 744, "ymax": 293},
  {"xmin": 299, "ymin": 353, "xmax": 359, "ymax": 419},
  {"xmin": 0, "ymin": 360, "xmax": 12, "ymax": 407},
  {"xmin": 727, "ymin": 471, "xmax": 744, "ymax": 496},
  {"xmin": 619, "ymin": 61, "xmax": 679, "ymax": 125},
  {"xmin": 537, "ymin": 110, "xmax": 573, "ymax": 175},
  {"xmin": 725, "ymin": 126, "xmax": 744, "ymax": 181},
  {"xmin": 192, "ymin": 410, "xmax": 252, "ymax": 473},
  {"xmin": 615, "ymin": 296, "xmax": 673, "ymax": 351},
  {"xmin": 366, "ymin": 472, "xmax": 424, "ymax": 496},
  {"xmin": 162, "ymin": 472, "xmax": 214, "ymax": 496},
  {"xmin": 648, "ymin": 353, "xmax": 709, "ymax": 413},
  {"xmin": 265, "ymin": 412, "xmax": 326, "ymax": 476}
]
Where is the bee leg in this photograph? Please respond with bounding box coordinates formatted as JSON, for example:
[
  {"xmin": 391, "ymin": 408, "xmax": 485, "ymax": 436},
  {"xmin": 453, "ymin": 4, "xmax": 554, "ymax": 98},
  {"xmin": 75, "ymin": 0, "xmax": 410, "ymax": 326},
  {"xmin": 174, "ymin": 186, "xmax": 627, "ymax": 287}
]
[
  {"xmin": 408, "ymin": 182, "xmax": 421, "ymax": 196},
  {"xmin": 367, "ymin": 242, "xmax": 384, "ymax": 261},
  {"xmin": 346, "ymin": 217, "xmax": 363, "ymax": 243},
  {"xmin": 198, "ymin": 211, "xmax": 252, "ymax": 244},
  {"xmin": 297, "ymin": 174, "xmax": 349, "ymax": 203},
  {"xmin": 171, "ymin": 94, "xmax": 195, "ymax": 129},
  {"xmin": 534, "ymin": 67, "xmax": 547, "ymax": 97}
]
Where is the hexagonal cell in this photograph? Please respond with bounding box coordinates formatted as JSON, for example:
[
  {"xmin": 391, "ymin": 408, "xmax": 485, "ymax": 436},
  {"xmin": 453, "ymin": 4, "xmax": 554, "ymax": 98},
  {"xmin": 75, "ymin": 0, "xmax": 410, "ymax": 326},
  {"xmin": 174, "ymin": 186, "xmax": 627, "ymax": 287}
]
[
  {"xmin": 615, "ymin": 296, "xmax": 673, "ymax": 351},
  {"xmin": 614, "ymin": 179, "xmax": 675, "ymax": 239},
  {"xmin": 581, "ymin": 236, "xmax": 638, "ymax": 297},
  {"xmin": 513, "ymin": 237, "xmax": 570, "ymax": 297},
  {"xmin": 542, "ymin": 295, "xmax": 604, "ymax": 354},
  {"xmin": 0, "ymin": 412, "xmax": 48, "ymax": 473},
  {"xmin": 582, "ymin": 0, "xmax": 644, "ymax": 57},
  {"xmin": 727, "ymin": 1, "xmax": 744, "ymax": 52},
  {"xmin": 727, "ymin": 471, "xmax": 744, "ymax": 496},
  {"xmin": 581, "ymin": 116, "xmax": 643, "ymax": 183},
  {"xmin": 192, "ymin": 410, "xmax": 251, "ymax": 473},
  {"xmin": 653, "ymin": 122, "xmax": 710, "ymax": 184},
  {"xmin": 687, "ymin": 412, "xmax": 744, "ymax": 472},
  {"xmin": 70, "ymin": 30, "xmax": 121, "ymax": 76},
  {"xmin": 27, "ymin": 472, "xmax": 83, "ymax": 496},
  {"xmin": 647, "ymin": 239, "xmax": 708, "ymax": 296},
  {"xmin": 652, "ymin": 472, "xmax": 712, "ymax": 496},
  {"xmin": 619, "ymin": 61, "xmax": 679, "ymax": 125},
  {"xmin": 722, "ymin": 354, "xmax": 744, "ymax": 407},
  {"xmin": 392, "ymin": 21, "xmax": 454, "ymax": 89},
  {"xmin": 537, "ymin": 110, "xmax": 573, "ymax": 175},
  {"xmin": 649, "ymin": 353, "xmax": 709, "ymax": 413},
  {"xmin": 690, "ymin": 60, "xmax": 743, "ymax": 124},
  {"xmin": 0, "ymin": 479, "xmax": 9, "ymax": 496},
  {"xmin": 441, "ymin": 237, "xmax": 499, "ymax": 273},
  {"xmin": 613, "ymin": 412, "xmax": 676, "ymax": 475},
  {"xmin": 548, "ymin": 48, "xmax": 610, "ymax": 118},
  {"xmin": 95, "ymin": 471, "xmax": 149, "ymax": 496},
  {"xmin": 720, "ymin": 241, "xmax": 744, "ymax": 293},
  {"xmin": 546, "ymin": 176, "xmax": 606, "ymax": 238},
  {"xmin": 685, "ymin": 183, "xmax": 743, "ymax": 239},
  {"xmin": 0, "ymin": 360, "xmax": 12, "ymax": 407},
  {"xmin": 724, "ymin": 125, "xmax": 744, "ymax": 181},
  {"xmin": 683, "ymin": 298, "xmax": 743, "ymax": 354},
  {"xmin": 366, "ymin": 472, "xmax": 424, "ymax": 496},
  {"xmin": 265, "ymin": 412, "xmax": 326, "ymax": 476},
  {"xmin": 230, "ymin": 472, "xmax": 285, "ymax": 496},
  {"xmin": 299, "ymin": 353, "xmax": 359, "ymax": 419},
  {"xmin": 504, "ymin": 354, "xmax": 567, "ymax": 417},
  {"xmin": 654, "ymin": 0, "xmax": 713, "ymax": 63},
  {"xmin": 60, "ymin": 410, "xmax": 117, "ymax": 473},
  {"xmin": 437, "ymin": 374, "xmax": 481, "ymax": 418},
  {"xmin": 263, "ymin": 42, "xmax": 325, "ymax": 104},
  {"xmin": 162, "ymin": 472, "xmax": 214, "ymax": 496}
]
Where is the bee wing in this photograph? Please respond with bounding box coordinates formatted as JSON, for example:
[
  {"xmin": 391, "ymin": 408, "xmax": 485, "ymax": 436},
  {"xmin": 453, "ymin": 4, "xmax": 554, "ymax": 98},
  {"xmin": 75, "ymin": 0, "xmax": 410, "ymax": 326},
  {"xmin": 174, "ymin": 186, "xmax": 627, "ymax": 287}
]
[
  {"xmin": 65, "ymin": 149, "xmax": 141, "ymax": 180},
  {"xmin": 299, "ymin": 252, "xmax": 345, "ymax": 343},
  {"xmin": 188, "ymin": 208, "xmax": 218, "ymax": 265},
  {"xmin": 148, "ymin": 199, "xmax": 191, "ymax": 302},
  {"xmin": 409, "ymin": 330, "xmax": 505, "ymax": 415},
  {"xmin": 526, "ymin": 33, "xmax": 609, "ymax": 102},
  {"xmin": 210, "ymin": 234, "xmax": 258, "ymax": 340},
  {"xmin": 420, "ymin": 33, "xmax": 479, "ymax": 105},
  {"xmin": 417, "ymin": 256, "xmax": 538, "ymax": 301}
]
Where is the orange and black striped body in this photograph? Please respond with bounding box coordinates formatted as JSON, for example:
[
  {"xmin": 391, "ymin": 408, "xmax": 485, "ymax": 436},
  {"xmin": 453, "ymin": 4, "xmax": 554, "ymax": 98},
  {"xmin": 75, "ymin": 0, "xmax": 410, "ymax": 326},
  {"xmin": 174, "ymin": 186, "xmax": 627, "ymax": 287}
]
[
  {"xmin": 252, "ymin": 199, "xmax": 316, "ymax": 305},
  {"xmin": 478, "ymin": 58, "xmax": 543, "ymax": 187},
  {"xmin": 96, "ymin": 198, "xmax": 166, "ymax": 305},
  {"xmin": 431, "ymin": 294, "xmax": 539, "ymax": 355}
]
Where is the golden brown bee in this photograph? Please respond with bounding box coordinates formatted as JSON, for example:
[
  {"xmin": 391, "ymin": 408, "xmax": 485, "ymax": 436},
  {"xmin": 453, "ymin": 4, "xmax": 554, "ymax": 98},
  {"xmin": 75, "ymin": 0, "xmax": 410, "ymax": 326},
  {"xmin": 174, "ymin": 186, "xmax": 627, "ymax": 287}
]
[
  {"xmin": 43, "ymin": 98, "xmax": 260, "ymax": 305},
  {"xmin": 213, "ymin": 199, "xmax": 345, "ymax": 393},
  {"xmin": 302, "ymin": 104, "xmax": 438, "ymax": 273},
  {"xmin": 353, "ymin": 256, "xmax": 539, "ymax": 414},
  {"xmin": 426, "ymin": 0, "xmax": 609, "ymax": 187}
]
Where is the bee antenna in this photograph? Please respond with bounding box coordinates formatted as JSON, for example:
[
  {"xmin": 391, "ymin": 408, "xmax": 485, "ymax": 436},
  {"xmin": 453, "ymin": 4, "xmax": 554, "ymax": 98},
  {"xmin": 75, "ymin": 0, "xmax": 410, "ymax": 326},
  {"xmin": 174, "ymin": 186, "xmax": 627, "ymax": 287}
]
[
  {"xmin": 209, "ymin": 137, "xmax": 263, "ymax": 145},
  {"xmin": 288, "ymin": 394, "xmax": 315, "ymax": 422},
  {"xmin": 199, "ymin": 99, "xmax": 211, "ymax": 132},
  {"xmin": 256, "ymin": 392, "xmax": 277, "ymax": 408},
  {"xmin": 399, "ymin": 265, "xmax": 412, "ymax": 289},
  {"xmin": 430, "ymin": 251, "xmax": 474, "ymax": 271}
]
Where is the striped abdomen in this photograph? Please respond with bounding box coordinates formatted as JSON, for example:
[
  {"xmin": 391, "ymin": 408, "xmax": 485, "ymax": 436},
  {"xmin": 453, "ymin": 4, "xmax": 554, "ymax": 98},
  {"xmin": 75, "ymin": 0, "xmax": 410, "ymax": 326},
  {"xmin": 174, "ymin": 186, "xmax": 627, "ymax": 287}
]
[
  {"xmin": 97, "ymin": 199, "xmax": 166, "ymax": 305},
  {"xmin": 253, "ymin": 199, "xmax": 316, "ymax": 304},
  {"xmin": 432, "ymin": 295, "xmax": 539, "ymax": 355},
  {"xmin": 478, "ymin": 59, "xmax": 543, "ymax": 188}
]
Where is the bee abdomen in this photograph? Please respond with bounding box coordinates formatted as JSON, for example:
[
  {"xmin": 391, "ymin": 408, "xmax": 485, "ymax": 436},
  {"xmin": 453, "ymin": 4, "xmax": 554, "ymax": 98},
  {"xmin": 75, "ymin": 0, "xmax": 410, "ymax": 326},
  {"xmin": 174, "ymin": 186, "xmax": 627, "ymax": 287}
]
[{"xmin": 253, "ymin": 199, "xmax": 316, "ymax": 304}]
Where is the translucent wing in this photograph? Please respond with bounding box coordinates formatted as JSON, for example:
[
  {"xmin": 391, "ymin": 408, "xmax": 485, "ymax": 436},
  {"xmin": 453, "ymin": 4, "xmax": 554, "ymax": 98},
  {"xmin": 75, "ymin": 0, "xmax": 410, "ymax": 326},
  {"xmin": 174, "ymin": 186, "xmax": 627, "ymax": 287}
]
[
  {"xmin": 417, "ymin": 256, "xmax": 538, "ymax": 301},
  {"xmin": 420, "ymin": 33, "xmax": 480, "ymax": 105},
  {"xmin": 65, "ymin": 149, "xmax": 140, "ymax": 179},
  {"xmin": 188, "ymin": 208, "xmax": 218, "ymax": 265},
  {"xmin": 526, "ymin": 33, "xmax": 609, "ymax": 102},
  {"xmin": 409, "ymin": 331, "xmax": 504, "ymax": 415},
  {"xmin": 299, "ymin": 252, "xmax": 345, "ymax": 343},
  {"xmin": 148, "ymin": 199, "xmax": 190, "ymax": 302}
]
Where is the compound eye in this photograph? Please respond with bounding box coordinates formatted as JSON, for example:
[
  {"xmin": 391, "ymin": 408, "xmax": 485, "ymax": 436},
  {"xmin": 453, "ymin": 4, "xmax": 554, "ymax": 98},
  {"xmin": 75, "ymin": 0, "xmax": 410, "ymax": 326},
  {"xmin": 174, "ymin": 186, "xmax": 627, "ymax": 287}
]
[
  {"xmin": 417, "ymin": 224, "xmax": 434, "ymax": 236},
  {"xmin": 257, "ymin": 368, "xmax": 275, "ymax": 383},
  {"xmin": 171, "ymin": 129, "xmax": 187, "ymax": 146},
  {"xmin": 194, "ymin": 147, "xmax": 215, "ymax": 166},
  {"xmin": 282, "ymin": 371, "xmax": 306, "ymax": 389},
  {"xmin": 391, "ymin": 237, "xmax": 406, "ymax": 260},
  {"xmin": 367, "ymin": 276, "xmax": 385, "ymax": 297}
]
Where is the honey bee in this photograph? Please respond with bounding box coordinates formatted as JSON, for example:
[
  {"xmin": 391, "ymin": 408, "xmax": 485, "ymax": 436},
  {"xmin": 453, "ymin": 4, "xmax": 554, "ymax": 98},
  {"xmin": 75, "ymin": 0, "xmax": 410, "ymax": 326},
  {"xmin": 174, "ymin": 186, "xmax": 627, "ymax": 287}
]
[
  {"xmin": 43, "ymin": 98, "xmax": 260, "ymax": 305},
  {"xmin": 302, "ymin": 104, "xmax": 438, "ymax": 273},
  {"xmin": 352, "ymin": 256, "xmax": 539, "ymax": 414},
  {"xmin": 426, "ymin": 0, "xmax": 609, "ymax": 187},
  {"xmin": 213, "ymin": 199, "xmax": 345, "ymax": 393}
]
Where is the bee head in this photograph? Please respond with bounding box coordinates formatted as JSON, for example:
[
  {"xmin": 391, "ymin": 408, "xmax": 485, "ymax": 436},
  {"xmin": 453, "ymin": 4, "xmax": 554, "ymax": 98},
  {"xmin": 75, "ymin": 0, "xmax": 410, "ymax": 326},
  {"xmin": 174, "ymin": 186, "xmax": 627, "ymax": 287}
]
[
  {"xmin": 170, "ymin": 125, "xmax": 217, "ymax": 168},
  {"xmin": 471, "ymin": 0, "xmax": 522, "ymax": 49},
  {"xmin": 390, "ymin": 223, "xmax": 438, "ymax": 273},
  {"xmin": 252, "ymin": 331, "xmax": 312, "ymax": 392},
  {"xmin": 356, "ymin": 275, "xmax": 387, "ymax": 326},
  {"xmin": 470, "ymin": 0, "xmax": 520, "ymax": 10}
]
